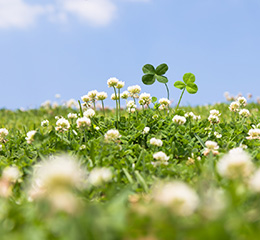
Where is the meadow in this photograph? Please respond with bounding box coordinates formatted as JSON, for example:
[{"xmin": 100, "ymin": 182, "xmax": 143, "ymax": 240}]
[{"xmin": 1, "ymin": 72, "xmax": 260, "ymax": 240}]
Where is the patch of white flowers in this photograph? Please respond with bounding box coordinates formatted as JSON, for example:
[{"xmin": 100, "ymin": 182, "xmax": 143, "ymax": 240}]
[
  {"xmin": 55, "ymin": 118, "xmax": 70, "ymax": 132},
  {"xmin": 107, "ymin": 77, "xmax": 119, "ymax": 87},
  {"xmin": 41, "ymin": 120, "xmax": 49, "ymax": 127},
  {"xmin": 88, "ymin": 168, "xmax": 112, "ymax": 187},
  {"xmin": 76, "ymin": 117, "xmax": 91, "ymax": 129},
  {"xmin": 152, "ymin": 151, "xmax": 169, "ymax": 166},
  {"xmin": 142, "ymin": 127, "xmax": 150, "ymax": 134}
]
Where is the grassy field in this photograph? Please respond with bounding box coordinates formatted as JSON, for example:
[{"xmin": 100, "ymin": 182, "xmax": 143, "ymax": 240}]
[{"xmin": 1, "ymin": 91, "xmax": 260, "ymax": 239}]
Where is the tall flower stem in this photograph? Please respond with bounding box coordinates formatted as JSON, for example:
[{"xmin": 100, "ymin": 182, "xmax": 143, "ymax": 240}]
[
  {"xmin": 113, "ymin": 87, "xmax": 119, "ymax": 125},
  {"xmin": 101, "ymin": 100, "xmax": 105, "ymax": 117},
  {"xmin": 176, "ymin": 89, "xmax": 185, "ymax": 111},
  {"xmin": 165, "ymin": 83, "xmax": 170, "ymax": 100},
  {"xmin": 118, "ymin": 89, "xmax": 121, "ymax": 119}
]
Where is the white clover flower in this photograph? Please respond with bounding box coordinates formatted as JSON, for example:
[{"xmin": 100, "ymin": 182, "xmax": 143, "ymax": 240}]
[
  {"xmin": 76, "ymin": 117, "xmax": 91, "ymax": 128},
  {"xmin": 25, "ymin": 130, "xmax": 37, "ymax": 144},
  {"xmin": 249, "ymin": 169, "xmax": 260, "ymax": 192},
  {"xmin": 172, "ymin": 115, "xmax": 186, "ymax": 125},
  {"xmin": 217, "ymin": 148, "xmax": 254, "ymax": 180},
  {"xmin": 152, "ymin": 151, "xmax": 169, "ymax": 165},
  {"xmin": 55, "ymin": 94, "xmax": 61, "ymax": 99},
  {"xmin": 237, "ymin": 96, "xmax": 247, "ymax": 107},
  {"xmin": 229, "ymin": 101, "xmax": 240, "ymax": 112},
  {"xmin": 104, "ymin": 129, "xmax": 121, "ymax": 142},
  {"xmin": 239, "ymin": 109, "xmax": 250, "ymax": 117},
  {"xmin": 214, "ymin": 132, "xmax": 222, "ymax": 138},
  {"xmin": 95, "ymin": 126, "xmax": 100, "ymax": 131},
  {"xmin": 81, "ymin": 95, "xmax": 90, "ymax": 103},
  {"xmin": 185, "ymin": 112, "xmax": 195, "ymax": 119},
  {"xmin": 158, "ymin": 104, "xmax": 168, "ymax": 111},
  {"xmin": 68, "ymin": 113, "xmax": 78, "ymax": 119},
  {"xmin": 52, "ymin": 102, "xmax": 59, "ymax": 109},
  {"xmin": 159, "ymin": 98, "xmax": 171, "ymax": 106},
  {"xmin": 2, "ymin": 166, "xmax": 21, "ymax": 183},
  {"xmin": 203, "ymin": 140, "xmax": 219, "ymax": 156},
  {"xmin": 83, "ymin": 108, "xmax": 95, "ymax": 118},
  {"xmin": 107, "ymin": 77, "xmax": 119, "ymax": 87},
  {"xmin": 116, "ymin": 81, "xmax": 125, "ymax": 89},
  {"xmin": 87, "ymin": 90, "xmax": 98, "ymax": 100},
  {"xmin": 29, "ymin": 155, "xmax": 87, "ymax": 201},
  {"xmin": 127, "ymin": 85, "xmax": 141, "ymax": 98},
  {"xmin": 139, "ymin": 92, "xmax": 151, "ymax": 106},
  {"xmin": 153, "ymin": 181, "xmax": 199, "ymax": 216},
  {"xmin": 97, "ymin": 92, "xmax": 107, "ymax": 101},
  {"xmin": 88, "ymin": 168, "xmax": 112, "ymax": 186},
  {"xmin": 208, "ymin": 114, "xmax": 220, "ymax": 124},
  {"xmin": 246, "ymin": 128, "xmax": 260, "ymax": 140},
  {"xmin": 121, "ymin": 91, "xmax": 130, "ymax": 99},
  {"xmin": 66, "ymin": 99, "xmax": 78, "ymax": 108},
  {"xmin": 41, "ymin": 100, "xmax": 51, "ymax": 109},
  {"xmin": 126, "ymin": 100, "xmax": 136, "ymax": 109},
  {"xmin": 150, "ymin": 138, "xmax": 163, "ymax": 147},
  {"xmin": 142, "ymin": 127, "xmax": 150, "ymax": 134},
  {"xmin": 56, "ymin": 118, "xmax": 70, "ymax": 132},
  {"xmin": 41, "ymin": 120, "xmax": 49, "ymax": 127},
  {"xmin": 0, "ymin": 128, "xmax": 9, "ymax": 142},
  {"xmin": 111, "ymin": 93, "xmax": 119, "ymax": 100},
  {"xmin": 210, "ymin": 109, "xmax": 221, "ymax": 116},
  {"xmin": 128, "ymin": 107, "xmax": 136, "ymax": 113},
  {"xmin": 79, "ymin": 145, "xmax": 86, "ymax": 150}
]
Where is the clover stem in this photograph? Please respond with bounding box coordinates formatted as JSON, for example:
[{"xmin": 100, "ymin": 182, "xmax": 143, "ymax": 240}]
[
  {"xmin": 176, "ymin": 88, "xmax": 185, "ymax": 111},
  {"xmin": 113, "ymin": 87, "xmax": 118, "ymax": 126},
  {"xmin": 165, "ymin": 83, "xmax": 170, "ymax": 100},
  {"xmin": 101, "ymin": 100, "xmax": 105, "ymax": 117},
  {"xmin": 118, "ymin": 88, "xmax": 121, "ymax": 119}
]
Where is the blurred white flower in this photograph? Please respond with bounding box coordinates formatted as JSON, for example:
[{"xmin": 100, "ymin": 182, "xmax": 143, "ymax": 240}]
[
  {"xmin": 217, "ymin": 148, "xmax": 254, "ymax": 180},
  {"xmin": 68, "ymin": 113, "xmax": 78, "ymax": 119},
  {"xmin": 2, "ymin": 166, "xmax": 21, "ymax": 183},
  {"xmin": 111, "ymin": 93, "xmax": 119, "ymax": 100},
  {"xmin": 127, "ymin": 85, "xmax": 141, "ymax": 98},
  {"xmin": 142, "ymin": 127, "xmax": 150, "ymax": 134},
  {"xmin": 159, "ymin": 98, "xmax": 170, "ymax": 106},
  {"xmin": 139, "ymin": 93, "xmax": 151, "ymax": 106},
  {"xmin": 229, "ymin": 101, "xmax": 240, "ymax": 112},
  {"xmin": 81, "ymin": 95, "xmax": 90, "ymax": 103},
  {"xmin": 56, "ymin": 118, "xmax": 70, "ymax": 132},
  {"xmin": 210, "ymin": 109, "xmax": 221, "ymax": 116},
  {"xmin": 152, "ymin": 151, "xmax": 169, "ymax": 165},
  {"xmin": 246, "ymin": 128, "xmax": 260, "ymax": 140},
  {"xmin": 25, "ymin": 130, "xmax": 37, "ymax": 144},
  {"xmin": 239, "ymin": 109, "xmax": 250, "ymax": 117},
  {"xmin": 97, "ymin": 92, "xmax": 108, "ymax": 101},
  {"xmin": 41, "ymin": 119, "xmax": 49, "ymax": 127},
  {"xmin": 0, "ymin": 128, "xmax": 8, "ymax": 142},
  {"xmin": 214, "ymin": 131, "xmax": 222, "ymax": 138},
  {"xmin": 172, "ymin": 115, "xmax": 186, "ymax": 125},
  {"xmin": 208, "ymin": 114, "xmax": 220, "ymax": 124},
  {"xmin": 83, "ymin": 109, "xmax": 95, "ymax": 118},
  {"xmin": 88, "ymin": 168, "xmax": 112, "ymax": 186},
  {"xmin": 104, "ymin": 129, "xmax": 121, "ymax": 142},
  {"xmin": 121, "ymin": 91, "xmax": 130, "ymax": 99},
  {"xmin": 153, "ymin": 181, "xmax": 199, "ymax": 216},
  {"xmin": 150, "ymin": 137, "xmax": 163, "ymax": 147},
  {"xmin": 237, "ymin": 96, "xmax": 247, "ymax": 107},
  {"xmin": 87, "ymin": 90, "xmax": 98, "ymax": 100},
  {"xmin": 203, "ymin": 140, "xmax": 219, "ymax": 156},
  {"xmin": 76, "ymin": 117, "xmax": 91, "ymax": 128}
]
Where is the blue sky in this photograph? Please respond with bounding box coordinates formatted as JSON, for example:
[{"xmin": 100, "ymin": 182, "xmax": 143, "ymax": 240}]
[{"xmin": 0, "ymin": 0, "xmax": 260, "ymax": 109}]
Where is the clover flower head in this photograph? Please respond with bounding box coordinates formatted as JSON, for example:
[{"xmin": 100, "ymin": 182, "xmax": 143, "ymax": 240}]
[
  {"xmin": 208, "ymin": 114, "xmax": 220, "ymax": 124},
  {"xmin": 68, "ymin": 113, "xmax": 78, "ymax": 119},
  {"xmin": 25, "ymin": 130, "xmax": 37, "ymax": 144},
  {"xmin": 0, "ymin": 128, "xmax": 9, "ymax": 142},
  {"xmin": 150, "ymin": 137, "xmax": 163, "ymax": 147},
  {"xmin": 121, "ymin": 91, "xmax": 130, "ymax": 99},
  {"xmin": 246, "ymin": 128, "xmax": 260, "ymax": 140},
  {"xmin": 97, "ymin": 92, "xmax": 107, "ymax": 101},
  {"xmin": 107, "ymin": 77, "xmax": 119, "ymax": 87},
  {"xmin": 239, "ymin": 109, "xmax": 250, "ymax": 117},
  {"xmin": 217, "ymin": 148, "xmax": 254, "ymax": 180},
  {"xmin": 229, "ymin": 101, "xmax": 240, "ymax": 112},
  {"xmin": 127, "ymin": 85, "xmax": 141, "ymax": 95},
  {"xmin": 116, "ymin": 81, "xmax": 125, "ymax": 89},
  {"xmin": 139, "ymin": 92, "xmax": 151, "ymax": 106},
  {"xmin": 210, "ymin": 109, "xmax": 221, "ymax": 116},
  {"xmin": 172, "ymin": 115, "xmax": 186, "ymax": 125},
  {"xmin": 142, "ymin": 127, "xmax": 150, "ymax": 134},
  {"xmin": 76, "ymin": 117, "xmax": 91, "ymax": 128},
  {"xmin": 87, "ymin": 90, "xmax": 98, "ymax": 100},
  {"xmin": 159, "ymin": 98, "xmax": 171, "ymax": 106},
  {"xmin": 153, "ymin": 181, "xmax": 199, "ymax": 216},
  {"xmin": 88, "ymin": 168, "xmax": 112, "ymax": 186},
  {"xmin": 111, "ymin": 93, "xmax": 119, "ymax": 100},
  {"xmin": 41, "ymin": 120, "xmax": 49, "ymax": 127},
  {"xmin": 83, "ymin": 108, "xmax": 95, "ymax": 118},
  {"xmin": 104, "ymin": 129, "xmax": 121, "ymax": 142},
  {"xmin": 237, "ymin": 96, "xmax": 247, "ymax": 107},
  {"xmin": 56, "ymin": 118, "xmax": 70, "ymax": 132},
  {"xmin": 81, "ymin": 95, "xmax": 90, "ymax": 103}
]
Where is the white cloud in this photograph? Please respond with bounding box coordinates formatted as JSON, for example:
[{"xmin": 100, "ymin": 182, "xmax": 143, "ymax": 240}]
[
  {"xmin": 0, "ymin": 0, "xmax": 150, "ymax": 29},
  {"xmin": 57, "ymin": 0, "xmax": 117, "ymax": 26},
  {"xmin": 0, "ymin": 0, "xmax": 49, "ymax": 29}
]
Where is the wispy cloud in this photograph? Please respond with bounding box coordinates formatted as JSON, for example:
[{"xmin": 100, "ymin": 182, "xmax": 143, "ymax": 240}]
[
  {"xmin": 0, "ymin": 0, "xmax": 150, "ymax": 30},
  {"xmin": 0, "ymin": 0, "xmax": 49, "ymax": 29}
]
